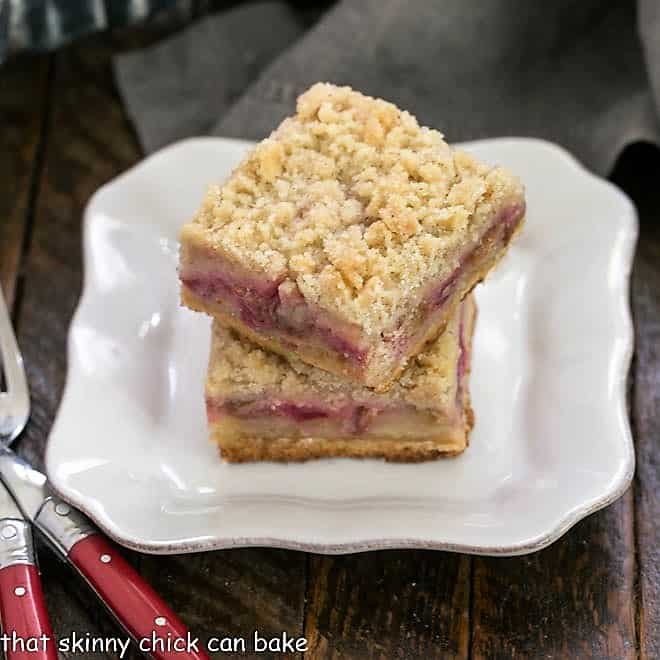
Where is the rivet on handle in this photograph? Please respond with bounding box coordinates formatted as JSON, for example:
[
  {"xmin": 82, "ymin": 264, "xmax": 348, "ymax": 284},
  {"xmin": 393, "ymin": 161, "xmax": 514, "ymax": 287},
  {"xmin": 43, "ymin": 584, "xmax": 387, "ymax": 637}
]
[{"xmin": 1, "ymin": 525, "xmax": 17, "ymax": 540}]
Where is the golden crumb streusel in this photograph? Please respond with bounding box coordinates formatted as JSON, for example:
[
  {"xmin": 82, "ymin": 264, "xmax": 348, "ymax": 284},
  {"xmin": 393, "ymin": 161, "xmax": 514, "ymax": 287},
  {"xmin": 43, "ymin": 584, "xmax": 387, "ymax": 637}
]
[
  {"xmin": 188, "ymin": 83, "xmax": 522, "ymax": 333},
  {"xmin": 206, "ymin": 298, "xmax": 475, "ymax": 413}
]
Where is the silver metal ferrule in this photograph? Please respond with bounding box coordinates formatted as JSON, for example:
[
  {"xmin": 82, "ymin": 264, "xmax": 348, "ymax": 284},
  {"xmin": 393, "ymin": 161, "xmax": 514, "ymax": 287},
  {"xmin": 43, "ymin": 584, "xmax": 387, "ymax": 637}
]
[
  {"xmin": 0, "ymin": 518, "xmax": 36, "ymax": 569},
  {"xmin": 34, "ymin": 496, "xmax": 96, "ymax": 555}
]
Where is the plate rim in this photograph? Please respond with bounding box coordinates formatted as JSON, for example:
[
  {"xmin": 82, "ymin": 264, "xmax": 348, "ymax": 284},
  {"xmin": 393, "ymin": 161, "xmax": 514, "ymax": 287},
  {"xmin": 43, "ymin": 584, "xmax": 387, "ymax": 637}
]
[{"xmin": 46, "ymin": 136, "xmax": 638, "ymax": 556}]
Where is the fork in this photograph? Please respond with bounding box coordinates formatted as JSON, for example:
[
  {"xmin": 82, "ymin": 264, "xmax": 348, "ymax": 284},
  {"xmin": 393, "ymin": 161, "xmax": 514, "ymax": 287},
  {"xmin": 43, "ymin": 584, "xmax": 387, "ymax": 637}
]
[
  {"xmin": 0, "ymin": 289, "xmax": 29, "ymax": 443},
  {"xmin": 0, "ymin": 286, "xmax": 209, "ymax": 660}
]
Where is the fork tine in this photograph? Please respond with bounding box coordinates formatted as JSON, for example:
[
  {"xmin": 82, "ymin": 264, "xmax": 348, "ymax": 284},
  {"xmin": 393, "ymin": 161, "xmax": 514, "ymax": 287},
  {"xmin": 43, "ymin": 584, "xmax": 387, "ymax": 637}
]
[{"xmin": 0, "ymin": 287, "xmax": 30, "ymax": 441}]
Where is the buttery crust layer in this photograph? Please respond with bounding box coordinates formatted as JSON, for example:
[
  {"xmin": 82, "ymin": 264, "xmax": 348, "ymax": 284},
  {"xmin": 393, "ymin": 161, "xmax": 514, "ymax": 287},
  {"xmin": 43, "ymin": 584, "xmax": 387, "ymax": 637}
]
[{"xmin": 212, "ymin": 396, "xmax": 474, "ymax": 463}]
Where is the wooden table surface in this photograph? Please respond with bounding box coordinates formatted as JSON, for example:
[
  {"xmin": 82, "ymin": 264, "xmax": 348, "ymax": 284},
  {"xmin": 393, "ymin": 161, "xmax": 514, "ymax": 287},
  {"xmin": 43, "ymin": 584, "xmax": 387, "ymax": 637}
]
[{"xmin": 1, "ymin": 25, "xmax": 658, "ymax": 660}]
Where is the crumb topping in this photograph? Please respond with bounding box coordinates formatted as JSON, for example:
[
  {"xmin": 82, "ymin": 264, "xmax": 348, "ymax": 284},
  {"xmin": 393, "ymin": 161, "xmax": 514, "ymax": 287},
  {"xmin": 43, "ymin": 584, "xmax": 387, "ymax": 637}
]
[
  {"xmin": 188, "ymin": 83, "xmax": 522, "ymax": 332},
  {"xmin": 206, "ymin": 298, "xmax": 474, "ymax": 412}
]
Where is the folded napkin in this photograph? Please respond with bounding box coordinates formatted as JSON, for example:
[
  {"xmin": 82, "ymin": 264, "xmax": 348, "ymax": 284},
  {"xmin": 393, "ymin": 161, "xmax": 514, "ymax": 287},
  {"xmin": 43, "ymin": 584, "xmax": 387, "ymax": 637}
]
[{"xmin": 115, "ymin": 0, "xmax": 660, "ymax": 175}]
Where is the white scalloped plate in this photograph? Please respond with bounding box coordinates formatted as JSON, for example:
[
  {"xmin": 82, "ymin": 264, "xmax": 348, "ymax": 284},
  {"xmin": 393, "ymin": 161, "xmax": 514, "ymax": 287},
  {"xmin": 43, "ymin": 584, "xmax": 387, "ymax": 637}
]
[{"xmin": 45, "ymin": 137, "xmax": 636, "ymax": 556}]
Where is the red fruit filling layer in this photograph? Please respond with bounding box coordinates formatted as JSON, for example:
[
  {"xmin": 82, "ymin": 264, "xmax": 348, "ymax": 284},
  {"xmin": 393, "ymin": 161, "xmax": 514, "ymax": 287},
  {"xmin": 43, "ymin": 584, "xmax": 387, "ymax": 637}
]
[
  {"xmin": 182, "ymin": 272, "xmax": 368, "ymax": 364},
  {"xmin": 207, "ymin": 398, "xmax": 383, "ymax": 435}
]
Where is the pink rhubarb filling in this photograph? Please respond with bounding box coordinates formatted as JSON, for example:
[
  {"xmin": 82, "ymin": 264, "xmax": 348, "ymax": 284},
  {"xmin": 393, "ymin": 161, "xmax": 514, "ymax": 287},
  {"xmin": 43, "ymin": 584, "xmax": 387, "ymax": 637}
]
[
  {"xmin": 182, "ymin": 271, "xmax": 368, "ymax": 364},
  {"xmin": 207, "ymin": 398, "xmax": 383, "ymax": 435}
]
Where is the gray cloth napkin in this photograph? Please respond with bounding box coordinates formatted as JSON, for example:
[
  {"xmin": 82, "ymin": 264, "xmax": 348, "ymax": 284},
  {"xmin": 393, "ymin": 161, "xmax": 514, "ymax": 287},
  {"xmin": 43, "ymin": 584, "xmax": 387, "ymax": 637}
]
[
  {"xmin": 115, "ymin": 0, "xmax": 660, "ymax": 175},
  {"xmin": 115, "ymin": 1, "xmax": 306, "ymax": 153}
]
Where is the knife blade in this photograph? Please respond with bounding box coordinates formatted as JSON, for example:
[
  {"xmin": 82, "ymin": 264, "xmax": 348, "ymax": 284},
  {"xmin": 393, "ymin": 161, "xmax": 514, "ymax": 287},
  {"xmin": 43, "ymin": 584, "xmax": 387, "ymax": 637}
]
[
  {"xmin": 0, "ymin": 480, "xmax": 56, "ymax": 660},
  {"xmin": 0, "ymin": 448, "xmax": 209, "ymax": 660}
]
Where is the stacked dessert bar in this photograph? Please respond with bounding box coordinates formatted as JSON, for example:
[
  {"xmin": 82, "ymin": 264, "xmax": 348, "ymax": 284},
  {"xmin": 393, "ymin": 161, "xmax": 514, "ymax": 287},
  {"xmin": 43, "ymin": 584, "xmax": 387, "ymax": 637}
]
[{"xmin": 179, "ymin": 83, "xmax": 525, "ymax": 462}]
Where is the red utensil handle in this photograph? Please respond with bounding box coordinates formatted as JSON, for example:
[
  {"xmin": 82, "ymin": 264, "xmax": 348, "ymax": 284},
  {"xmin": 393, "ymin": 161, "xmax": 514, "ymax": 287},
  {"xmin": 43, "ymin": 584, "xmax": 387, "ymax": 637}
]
[
  {"xmin": 0, "ymin": 564, "xmax": 57, "ymax": 660},
  {"xmin": 68, "ymin": 534, "xmax": 209, "ymax": 660}
]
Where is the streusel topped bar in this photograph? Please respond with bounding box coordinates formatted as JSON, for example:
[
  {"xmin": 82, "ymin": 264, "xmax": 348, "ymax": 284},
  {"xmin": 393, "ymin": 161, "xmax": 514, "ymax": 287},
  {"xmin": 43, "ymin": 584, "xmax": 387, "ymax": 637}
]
[
  {"xmin": 181, "ymin": 83, "xmax": 524, "ymax": 390},
  {"xmin": 206, "ymin": 297, "xmax": 476, "ymax": 462}
]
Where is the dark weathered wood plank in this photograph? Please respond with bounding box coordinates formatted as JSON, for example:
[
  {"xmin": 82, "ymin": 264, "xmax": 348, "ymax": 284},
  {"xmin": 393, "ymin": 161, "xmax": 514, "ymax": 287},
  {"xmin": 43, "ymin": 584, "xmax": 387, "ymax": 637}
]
[
  {"xmin": 304, "ymin": 552, "xmax": 470, "ymax": 659},
  {"xmin": 0, "ymin": 54, "xmax": 49, "ymax": 307},
  {"xmin": 611, "ymin": 142, "xmax": 660, "ymax": 660},
  {"xmin": 631, "ymin": 205, "xmax": 660, "ymax": 660},
  {"xmin": 139, "ymin": 549, "xmax": 307, "ymax": 659},
  {"xmin": 13, "ymin": 27, "xmax": 306, "ymax": 657},
  {"xmin": 470, "ymin": 493, "xmax": 636, "ymax": 659}
]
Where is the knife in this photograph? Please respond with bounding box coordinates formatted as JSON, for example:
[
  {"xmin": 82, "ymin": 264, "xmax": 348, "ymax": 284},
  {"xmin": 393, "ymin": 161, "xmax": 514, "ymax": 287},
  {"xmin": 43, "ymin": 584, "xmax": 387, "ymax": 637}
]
[
  {"xmin": 0, "ymin": 481, "xmax": 56, "ymax": 660},
  {"xmin": 0, "ymin": 448, "xmax": 209, "ymax": 660}
]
